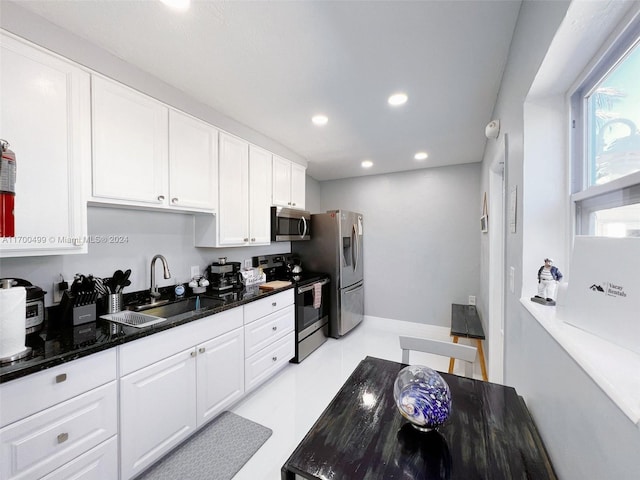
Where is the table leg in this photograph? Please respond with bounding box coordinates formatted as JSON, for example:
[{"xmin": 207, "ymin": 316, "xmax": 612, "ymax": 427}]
[
  {"xmin": 448, "ymin": 336, "xmax": 459, "ymax": 374},
  {"xmin": 476, "ymin": 339, "xmax": 488, "ymax": 381}
]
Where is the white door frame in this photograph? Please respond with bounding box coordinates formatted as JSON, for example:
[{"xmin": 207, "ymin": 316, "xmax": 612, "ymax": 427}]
[{"xmin": 488, "ymin": 134, "xmax": 507, "ymax": 384}]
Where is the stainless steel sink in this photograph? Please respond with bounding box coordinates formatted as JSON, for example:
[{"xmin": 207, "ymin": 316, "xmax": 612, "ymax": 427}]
[{"xmin": 134, "ymin": 296, "xmax": 225, "ymax": 320}]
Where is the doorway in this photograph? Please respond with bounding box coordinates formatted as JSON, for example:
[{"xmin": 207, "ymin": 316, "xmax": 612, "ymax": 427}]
[{"xmin": 488, "ymin": 134, "xmax": 507, "ymax": 383}]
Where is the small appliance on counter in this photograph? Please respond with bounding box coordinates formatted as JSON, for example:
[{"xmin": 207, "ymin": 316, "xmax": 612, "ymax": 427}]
[
  {"xmin": 209, "ymin": 257, "xmax": 243, "ymax": 292},
  {"xmin": 59, "ymin": 275, "xmax": 98, "ymax": 327},
  {"xmin": 0, "ymin": 278, "xmax": 46, "ymax": 335},
  {"xmin": 0, "ymin": 278, "xmax": 33, "ymax": 364}
]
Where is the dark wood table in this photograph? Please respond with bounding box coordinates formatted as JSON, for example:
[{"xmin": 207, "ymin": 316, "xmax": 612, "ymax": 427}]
[
  {"xmin": 282, "ymin": 356, "xmax": 556, "ymax": 480},
  {"xmin": 449, "ymin": 303, "xmax": 488, "ymax": 381}
]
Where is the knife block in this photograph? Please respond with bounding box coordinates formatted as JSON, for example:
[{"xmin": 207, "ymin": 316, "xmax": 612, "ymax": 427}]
[{"xmin": 60, "ymin": 291, "xmax": 97, "ymax": 326}]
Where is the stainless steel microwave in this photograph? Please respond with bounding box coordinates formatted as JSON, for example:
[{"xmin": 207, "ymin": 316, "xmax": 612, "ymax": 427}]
[{"xmin": 271, "ymin": 207, "xmax": 311, "ymax": 241}]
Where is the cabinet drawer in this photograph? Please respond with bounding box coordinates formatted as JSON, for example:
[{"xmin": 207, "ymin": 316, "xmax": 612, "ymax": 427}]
[
  {"xmin": 0, "ymin": 382, "xmax": 117, "ymax": 480},
  {"xmin": 244, "ymin": 290, "xmax": 294, "ymax": 324},
  {"xmin": 245, "ymin": 332, "xmax": 295, "ymax": 392},
  {"xmin": 119, "ymin": 306, "xmax": 243, "ymax": 376},
  {"xmin": 41, "ymin": 436, "xmax": 117, "ymax": 480},
  {"xmin": 0, "ymin": 349, "xmax": 116, "ymax": 428},
  {"xmin": 245, "ymin": 305, "xmax": 294, "ymax": 358}
]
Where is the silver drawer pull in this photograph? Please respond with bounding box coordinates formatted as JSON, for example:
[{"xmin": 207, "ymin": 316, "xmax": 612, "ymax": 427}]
[
  {"xmin": 57, "ymin": 433, "xmax": 69, "ymax": 444},
  {"xmin": 157, "ymin": 195, "xmax": 165, "ymax": 201},
  {"xmin": 272, "ymin": 356, "xmax": 278, "ymax": 362},
  {"xmin": 199, "ymin": 347, "xmax": 206, "ymax": 353},
  {"xmin": 190, "ymin": 351, "xmax": 197, "ymax": 357},
  {"xmin": 55, "ymin": 374, "xmax": 67, "ymax": 383},
  {"xmin": 272, "ymin": 302, "xmax": 277, "ymax": 307},
  {"xmin": 272, "ymin": 326, "xmax": 277, "ymax": 331}
]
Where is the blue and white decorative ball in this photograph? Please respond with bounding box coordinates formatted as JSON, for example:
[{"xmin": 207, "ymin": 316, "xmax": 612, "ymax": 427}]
[{"xmin": 393, "ymin": 365, "xmax": 452, "ymax": 431}]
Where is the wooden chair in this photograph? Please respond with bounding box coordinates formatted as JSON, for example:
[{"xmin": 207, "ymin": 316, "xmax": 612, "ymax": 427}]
[{"xmin": 399, "ymin": 336, "xmax": 479, "ymax": 378}]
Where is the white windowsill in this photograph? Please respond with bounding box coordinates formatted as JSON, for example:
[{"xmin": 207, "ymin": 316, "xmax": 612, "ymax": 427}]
[{"xmin": 521, "ymin": 298, "xmax": 640, "ymax": 427}]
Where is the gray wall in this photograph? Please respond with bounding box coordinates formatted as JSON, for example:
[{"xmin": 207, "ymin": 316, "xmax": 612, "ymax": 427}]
[
  {"xmin": 479, "ymin": 1, "xmax": 640, "ymax": 478},
  {"xmin": 304, "ymin": 175, "xmax": 322, "ymax": 214},
  {"xmin": 320, "ymin": 164, "xmax": 481, "ymax": 327}
]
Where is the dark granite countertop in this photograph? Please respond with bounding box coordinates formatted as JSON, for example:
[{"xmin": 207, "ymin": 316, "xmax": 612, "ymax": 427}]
[{"xmin": 0, "ymin": 284, "xmax": 294, "ymax": 384}]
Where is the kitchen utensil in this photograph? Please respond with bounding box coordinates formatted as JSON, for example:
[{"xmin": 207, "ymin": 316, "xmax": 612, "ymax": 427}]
[{"xmin": 259, "ymin": 280, "xmax": 292, "ymax": 291}]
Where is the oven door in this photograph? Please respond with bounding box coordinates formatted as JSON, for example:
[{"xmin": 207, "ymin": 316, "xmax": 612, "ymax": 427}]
[{"xmin": 296, "ymin": 278, "xmax": 329, "ymax": 339}]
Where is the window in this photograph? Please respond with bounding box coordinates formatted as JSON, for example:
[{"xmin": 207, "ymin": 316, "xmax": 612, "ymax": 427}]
[{"xmin": 572, "ymin": 30, "xmax": 640, "ymax": 237}]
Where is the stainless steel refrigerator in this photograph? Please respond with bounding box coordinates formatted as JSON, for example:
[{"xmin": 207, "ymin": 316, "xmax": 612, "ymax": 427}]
[{"xmin": 293, "ymin": 210, "xmax": 364, "ymax": 338}]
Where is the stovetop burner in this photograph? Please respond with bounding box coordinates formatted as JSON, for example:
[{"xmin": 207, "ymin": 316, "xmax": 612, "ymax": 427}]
[{"xmin": 253, "ymin": 253, "xmax": 329, "ymax": 287}]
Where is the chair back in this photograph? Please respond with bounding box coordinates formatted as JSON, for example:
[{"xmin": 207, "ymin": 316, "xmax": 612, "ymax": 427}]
[{"xmin": 399, "ymin": 336, "xmax": 478, "ymax": 378}]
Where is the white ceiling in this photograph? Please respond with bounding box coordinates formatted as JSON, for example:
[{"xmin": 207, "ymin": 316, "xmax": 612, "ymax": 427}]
[{"xmin": 13, "ymin": 0, "xmax": 522, "ymax": 181}]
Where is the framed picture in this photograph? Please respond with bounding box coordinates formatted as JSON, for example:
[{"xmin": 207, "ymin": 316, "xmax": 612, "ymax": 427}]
[{"xmin": 481, "ymin": 192, "xmax": 488, "ymax": 233}]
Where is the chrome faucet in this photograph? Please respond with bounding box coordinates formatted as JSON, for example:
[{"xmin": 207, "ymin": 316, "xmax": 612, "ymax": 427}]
[{"xmin": 150, "ymin": 254, "xmax": 171, "ymax": 302}]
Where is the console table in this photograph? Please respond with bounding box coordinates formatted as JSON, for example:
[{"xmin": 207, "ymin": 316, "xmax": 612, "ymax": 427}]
[
  {"xmin": 282, "ymin": 356, "xmax": 556, "ymax": 480},
  {"xmin": 449, "ymin": 303, "xmax": 488, "ymax": 381}
]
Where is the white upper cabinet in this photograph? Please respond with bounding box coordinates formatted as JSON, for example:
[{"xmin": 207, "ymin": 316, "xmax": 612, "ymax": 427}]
[
  {"xmin": 248, "ymin": 145, "xmax": 273, "ymax": 244},
  {"xmin": 91, "ymin": 76, "xmax": 217, "ymax": 213},
  {"xmin": 272, "ymin": 155, "xmax": 305, "ymax": 210},
  {"xmin": 0, "ymin": 33, "xmax": 90, "ymax": 258},
  {"xmin": 91, "ymin": 75, "xmax": 168, "ymax": 206},
  {"xmin": 169, "ymin": 110, "xmax": 218, "ymax": 211},
  {"xmin": 194, "ymin": 135, "xmax": 273, "ymax": 247},
  {"xmin": 290, "ymin": 161, "xmax": 307, "ymax": 209},
  {"xmin": 218, "ymin": 132, "xmax": 250, "ymax": 245}
]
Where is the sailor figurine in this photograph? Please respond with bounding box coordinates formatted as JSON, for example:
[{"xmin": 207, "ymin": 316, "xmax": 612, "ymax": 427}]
[{"xmin": 532, "ymin": 258, "xmax": 563, "ymax": 306}]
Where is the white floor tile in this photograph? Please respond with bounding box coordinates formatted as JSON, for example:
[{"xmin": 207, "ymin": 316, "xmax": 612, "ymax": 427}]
[{"xmin": 230, "ymin": 317, "xmax": 463, "ymax": 480}]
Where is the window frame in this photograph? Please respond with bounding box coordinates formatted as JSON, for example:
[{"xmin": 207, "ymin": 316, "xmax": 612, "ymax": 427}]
[{"xmin": 570, "ymin": 24, "xmax": 640, "ymax": 237}]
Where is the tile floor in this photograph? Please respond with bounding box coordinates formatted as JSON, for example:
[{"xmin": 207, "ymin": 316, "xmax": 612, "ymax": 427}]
[{"xmin": 230, "ymin": 317, "xmax": 469, "ymax": 480}]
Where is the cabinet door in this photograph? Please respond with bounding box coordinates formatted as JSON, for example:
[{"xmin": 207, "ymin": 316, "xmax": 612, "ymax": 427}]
[
  {"xmin": 218, "ymin": 132, "xmax": 249, "ymax": 245},
  {"xmin": 120, "ymin": 349, "xmax": 196, "ymax": 480},
  {"xmin": 244, "ymin": 305, "xmax": 294, "ymax": 358},
  {"xmin": 0, "ymin": 383, "xmax": 117, "ymax": 480},
  {"xmin": 91, "ymin": 75, "xmax": 168, "ymax": 206},
  {"xmin": 0, "ymin": 33, "xmax": 89, "ymax": 257},
  {"xmin": 272, "ymin": 155, "xmax": 292, "ymax": 207},
  {"xmin": 249, "ymin": 145, "xmax": 272, "ymax": 244},
  {"xmin": 245, "ymin": 332, "xmax": 295, "ymax": 393},
  {"xmin": 41, "ymin": 437, "xmax": 118, "ymax": 480},
  {"xmin": 196, "ymin": 327, "xmax": 244, "ymax": 426},
  {"xmin": 169, "ymin": 110, "xmax": 218, "ymax": 212},
  {"xmin": 290, "ymin": 162, "xmax": 307, "ymax": 210}
]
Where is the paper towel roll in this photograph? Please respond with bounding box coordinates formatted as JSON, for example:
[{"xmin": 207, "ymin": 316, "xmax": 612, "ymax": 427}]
[{"xmin": 0, "ymin": 286, "xmax": 27, "ymax": 359}]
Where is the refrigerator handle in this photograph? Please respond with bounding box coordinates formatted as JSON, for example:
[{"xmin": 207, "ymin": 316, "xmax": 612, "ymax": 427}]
[{"xmin": 352, "ymin": 224, "xmax": 358, "ymax": 273}]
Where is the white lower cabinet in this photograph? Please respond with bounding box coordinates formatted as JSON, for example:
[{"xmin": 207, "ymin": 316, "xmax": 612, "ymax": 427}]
[
  {"xmin": 120, "ymin": 347, "xmax": 197, "ymax": 480},
  {"xmin": 0, "ymin": 350, "xmax": 117, "ymax": 480},
  {"xmin": 118, "ymin": 307, "xmax": 244, "ymax": 479},
  {"xmin": 244, "ymin": 291, "xmax": 295, "ymax": 393},
  {"xmin": 0, "ymin": 382, "xmax": 117, "ymax": 480},
  {"xmin": 245, "ymin": 332, "xmax": 295, "ymax": 392},
  {"xmin": 41, "ymin": 436, "xmax": 118, "ymax": 480},
  {"xmin": 196, "ymin": 328, "xmax": 245, "ymax": 425}
]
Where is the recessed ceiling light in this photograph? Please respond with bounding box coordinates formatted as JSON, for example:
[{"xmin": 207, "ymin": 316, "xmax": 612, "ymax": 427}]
[
  {"xmin": 312, "ymin": 114, "xmax": 328, "ymax": 126},
  {"xmin": 159, "ymin": 0, "xmax": 190, "ymax": 11},
  {"xmin": 414, "ymin": 152, "xmax": 429, "ymax": 160},
  {"xmin": 388, "ymin": 93, "xmax": 408, "ymax": 106},
  {"xmin": 361, "ymin": 160, "xmax": 373, "ymax": 168}
]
